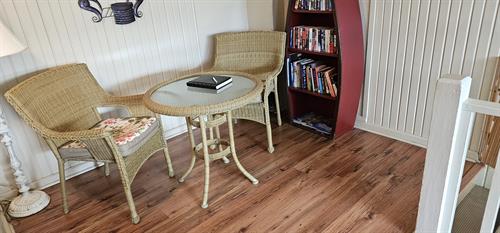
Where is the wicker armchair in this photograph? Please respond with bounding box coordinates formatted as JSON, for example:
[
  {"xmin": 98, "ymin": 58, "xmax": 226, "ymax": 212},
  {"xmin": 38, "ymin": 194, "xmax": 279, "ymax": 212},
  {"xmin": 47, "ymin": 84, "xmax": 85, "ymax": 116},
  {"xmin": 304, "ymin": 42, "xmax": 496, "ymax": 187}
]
[
  {"xmin": 4, "ymin": 64, "xmax": 174, "ymax": 224},
  {"xmin": 210, "ymin": 31, "xmax": 286, "ymax": 153}
]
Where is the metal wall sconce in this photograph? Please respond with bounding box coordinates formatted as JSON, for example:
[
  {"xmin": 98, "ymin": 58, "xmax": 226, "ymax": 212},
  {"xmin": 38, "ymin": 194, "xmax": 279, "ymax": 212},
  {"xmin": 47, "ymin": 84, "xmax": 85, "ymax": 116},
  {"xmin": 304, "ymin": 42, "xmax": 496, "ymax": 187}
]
[{"xmin": 78, "ymin": 0, "xmax": 144, "ymax": 25}]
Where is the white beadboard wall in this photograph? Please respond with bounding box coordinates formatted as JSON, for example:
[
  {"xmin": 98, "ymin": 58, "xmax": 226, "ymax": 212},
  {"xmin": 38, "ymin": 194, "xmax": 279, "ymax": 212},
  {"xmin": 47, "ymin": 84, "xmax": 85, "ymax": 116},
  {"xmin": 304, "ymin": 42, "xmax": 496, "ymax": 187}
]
[
  {"xmin": 356, "ymin": 0, "xmax": 500, "ymax": 158},
  {"xmin": 0, "ymin": 0, "xmax": 274, "ymax": 198},
  {"xmin": 1, "ymin": 0, "xmax": 499, "ymax": 199}
]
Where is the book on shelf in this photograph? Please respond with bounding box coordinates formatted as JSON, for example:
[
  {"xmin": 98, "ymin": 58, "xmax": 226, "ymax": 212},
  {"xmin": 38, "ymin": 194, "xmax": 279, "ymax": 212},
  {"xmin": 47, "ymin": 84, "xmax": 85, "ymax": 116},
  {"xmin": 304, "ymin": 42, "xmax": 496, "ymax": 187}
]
[
  {"xmin": 186, "ymin": 75, "xmax": 232, "ymax": 90},
  {"xmin": 294, "ymin": 0, "xmax": 333, "ymax": 11},
  {"xmin": 286, "ymin": 57, "xmax": 338, "ymax": 98},
  {"xmin": 286, "ymin": 53, "xmax": 303, "ymax": 87},
  {"xmin": 290, "ymin": 26, "xmax": 337, "ymax": 54},
  {"xmin": 292, "ymin": 112, "xmax": 332, "ymax": 135}
]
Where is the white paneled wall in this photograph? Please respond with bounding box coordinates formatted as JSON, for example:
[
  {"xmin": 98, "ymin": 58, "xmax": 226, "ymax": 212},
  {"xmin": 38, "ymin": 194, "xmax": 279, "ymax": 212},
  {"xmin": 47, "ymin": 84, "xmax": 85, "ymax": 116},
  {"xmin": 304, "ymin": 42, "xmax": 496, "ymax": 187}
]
[
  {"xmin": 357, "ymin": 0, "xmax": 500, "ymax": 156},
  {"xmin": 0, "ymin": 0, "xmax": 268, "ymax": 198},
  {"xmin": 2, "ymin": 0, "xmax": 498, "ymax": 200}
]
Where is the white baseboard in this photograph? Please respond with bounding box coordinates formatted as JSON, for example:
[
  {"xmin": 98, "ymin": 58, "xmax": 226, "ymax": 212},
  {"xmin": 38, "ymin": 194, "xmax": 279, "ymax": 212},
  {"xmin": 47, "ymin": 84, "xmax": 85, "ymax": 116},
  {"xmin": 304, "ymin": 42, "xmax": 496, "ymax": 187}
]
[
  {"xmin": 0, "ymin": 186, "xmax": 17, "ymax": 200},
  {"xmin": 355, "ymin": 119, "xmax": 427, "ymax": 148},
  {"xmin": 484, "ymin": 166, "xmax": 494, "ymax": 189},
  {"xmin": 1, "ymin": 162, "xmax": 103, "ymax": 199},
  {"xmin": 355, "ymin": 119, "xmax": 483, "ymax": 163},
  {"xmin": 164, "ymin": 123, "xmax": 188, "ymax": 139},
  {"xmin": 474, "ymin": 166, "xmax": 488, "ymax": 187},
  {"xmin": 466, "ymin": 150, "xmax": 480, "ymax": 162},
  {"xmin": 36, "ymin": 162, "xmax": 102, "ymax": 190}
]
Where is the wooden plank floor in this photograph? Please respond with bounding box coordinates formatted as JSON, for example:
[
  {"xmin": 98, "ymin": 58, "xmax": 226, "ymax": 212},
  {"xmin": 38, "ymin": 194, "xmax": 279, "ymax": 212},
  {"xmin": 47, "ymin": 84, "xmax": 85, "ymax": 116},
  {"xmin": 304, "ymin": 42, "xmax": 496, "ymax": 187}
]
[{"xmin": 10, "ymin": 121, "xmax": 476, "ymax": 232}]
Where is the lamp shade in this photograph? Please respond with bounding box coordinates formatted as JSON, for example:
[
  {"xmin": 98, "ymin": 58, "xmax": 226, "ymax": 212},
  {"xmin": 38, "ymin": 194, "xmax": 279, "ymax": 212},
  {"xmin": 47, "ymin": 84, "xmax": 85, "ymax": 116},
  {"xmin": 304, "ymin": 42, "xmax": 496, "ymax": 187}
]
[{"xmin": 0, "ymin": 20, "xmax": 26, "ymax": 58}]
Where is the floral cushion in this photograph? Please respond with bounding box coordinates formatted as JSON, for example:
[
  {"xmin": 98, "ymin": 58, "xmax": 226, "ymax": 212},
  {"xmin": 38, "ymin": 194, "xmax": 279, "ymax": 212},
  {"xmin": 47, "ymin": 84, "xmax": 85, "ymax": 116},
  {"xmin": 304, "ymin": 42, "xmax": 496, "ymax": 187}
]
[{"xmin": 59, "ymin": 117, "xmax": 158, "ymax": 158}]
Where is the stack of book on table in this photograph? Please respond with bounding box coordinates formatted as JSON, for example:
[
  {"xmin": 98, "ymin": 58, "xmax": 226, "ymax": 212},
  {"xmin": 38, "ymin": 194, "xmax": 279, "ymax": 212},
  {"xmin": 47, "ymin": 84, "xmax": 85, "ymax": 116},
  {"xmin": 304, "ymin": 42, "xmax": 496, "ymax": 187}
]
[
  {"xmin": 187, "ymin": 75, "xmax": 232, "ymax": 93},
  {"xmin": 286, "ymin": 53, "xmax": 338, "ymax": 98}
]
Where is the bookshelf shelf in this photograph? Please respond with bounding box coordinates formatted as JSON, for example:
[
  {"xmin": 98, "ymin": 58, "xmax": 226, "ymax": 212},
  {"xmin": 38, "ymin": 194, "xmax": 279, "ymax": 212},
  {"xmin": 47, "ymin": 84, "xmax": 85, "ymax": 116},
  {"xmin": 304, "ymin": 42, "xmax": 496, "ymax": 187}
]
[
  {"xmin": 291, "ymin": 9, "xmax": 334, "ymax": 14},
  {"xmin": 291, "ymin": 121, "xmax": 334, "ymax": 138},
  {"xmin": 283, "ymin": 0, "xmax": 365, "ymax": 138},
  {"xmin": 288, "ymin": 87, "xmax": 336, "ymax": 101},
  {"xmin": 287, "ymin": 48, "xmax": 337, "ymax": 57}
]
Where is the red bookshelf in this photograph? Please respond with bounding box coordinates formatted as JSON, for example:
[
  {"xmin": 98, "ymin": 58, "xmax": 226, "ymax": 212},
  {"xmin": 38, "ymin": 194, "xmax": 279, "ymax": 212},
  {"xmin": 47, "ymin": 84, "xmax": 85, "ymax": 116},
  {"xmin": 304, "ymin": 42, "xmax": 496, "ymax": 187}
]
[
  {"xmin": 284, "ymin": 0, "xmax": 365, "ymax": 138},
  {"xmin": 288, "ymin": 87, "xmax": 336, "ymax": 101}
]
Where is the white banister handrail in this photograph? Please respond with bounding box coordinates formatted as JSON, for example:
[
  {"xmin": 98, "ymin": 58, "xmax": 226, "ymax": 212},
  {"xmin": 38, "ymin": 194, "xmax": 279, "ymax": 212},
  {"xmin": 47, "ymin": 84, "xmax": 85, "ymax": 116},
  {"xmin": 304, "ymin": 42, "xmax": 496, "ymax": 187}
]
[
  {"xmin": 416, "ymin": 75, "xmax": 500, "ymax": 233},
  {"xmin": 464, "ymin": 99, "xmax": 500, "ymax": 117}
]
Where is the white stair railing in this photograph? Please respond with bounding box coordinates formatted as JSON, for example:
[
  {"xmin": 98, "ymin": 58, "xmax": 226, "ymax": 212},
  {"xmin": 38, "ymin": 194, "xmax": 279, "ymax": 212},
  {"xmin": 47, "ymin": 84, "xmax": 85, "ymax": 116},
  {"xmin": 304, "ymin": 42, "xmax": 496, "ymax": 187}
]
[
  {"xmin": 416, "ymin": 75, "xmax": 500, "ymax": 233},
  {"xmin": 482, "ymin": 149, "xmax": 500, "ymax": 233}
]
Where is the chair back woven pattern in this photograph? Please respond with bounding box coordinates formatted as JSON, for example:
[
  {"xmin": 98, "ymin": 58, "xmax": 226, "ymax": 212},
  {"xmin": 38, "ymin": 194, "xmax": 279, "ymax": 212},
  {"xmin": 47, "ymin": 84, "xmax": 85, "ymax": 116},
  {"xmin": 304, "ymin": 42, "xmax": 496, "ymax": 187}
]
[
  {"xmin": 5, "ymin": 64, "xmax": 106, "ymax": 134},
  {"xmin": 213, "ymin": 31, "xmax": 286, "ymax": 75}
]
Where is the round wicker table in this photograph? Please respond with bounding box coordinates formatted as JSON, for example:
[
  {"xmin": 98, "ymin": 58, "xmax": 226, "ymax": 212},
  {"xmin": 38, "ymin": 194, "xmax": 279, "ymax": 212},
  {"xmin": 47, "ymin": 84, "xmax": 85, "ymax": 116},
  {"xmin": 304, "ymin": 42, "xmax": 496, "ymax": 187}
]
[{"xmin": 143, "ymin": 71, "xmax": 263, "ymax": 208}]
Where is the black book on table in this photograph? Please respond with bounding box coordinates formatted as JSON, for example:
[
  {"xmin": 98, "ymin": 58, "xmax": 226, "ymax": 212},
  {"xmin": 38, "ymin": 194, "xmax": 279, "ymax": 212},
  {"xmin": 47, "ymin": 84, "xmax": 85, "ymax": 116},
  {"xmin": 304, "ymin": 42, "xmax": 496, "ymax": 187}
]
[{"xmin": 187, "ymin": 75, "xmax": 232, "ymax": 90}]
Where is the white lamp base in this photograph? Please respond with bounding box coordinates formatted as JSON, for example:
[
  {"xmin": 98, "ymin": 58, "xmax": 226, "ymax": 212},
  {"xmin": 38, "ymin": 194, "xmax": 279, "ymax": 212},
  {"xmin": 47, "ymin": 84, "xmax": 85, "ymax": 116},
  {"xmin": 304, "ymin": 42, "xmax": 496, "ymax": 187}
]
[{"xmin": 8, "ymin": 191, "xmax": 50, "ymax": 218}]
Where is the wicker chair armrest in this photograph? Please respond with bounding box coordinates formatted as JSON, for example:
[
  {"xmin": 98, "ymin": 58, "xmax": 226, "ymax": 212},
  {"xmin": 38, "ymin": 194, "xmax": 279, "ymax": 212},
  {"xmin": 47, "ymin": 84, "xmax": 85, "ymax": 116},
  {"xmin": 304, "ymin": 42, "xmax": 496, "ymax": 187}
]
[
  {"xmin": 253, "ymin": 58, "xmax": 284, "ymax": 82},
  {"xmin": 257, "ymin": 70, "xmax": 284, "ymax": 82},
  {"xmin": 104, "ymin": 94, "xmax": 153, "ymax": 117},
  {"xmin": 43, "ymin": 126, "xmax": 119, "ymax": 161},
  {"xmin": 44, "ymin": 128, "xmax": 111, "ymax": 141},
  {"xmin": 269, "ymin": 59, "xmax": 285, "ymax": 78}
]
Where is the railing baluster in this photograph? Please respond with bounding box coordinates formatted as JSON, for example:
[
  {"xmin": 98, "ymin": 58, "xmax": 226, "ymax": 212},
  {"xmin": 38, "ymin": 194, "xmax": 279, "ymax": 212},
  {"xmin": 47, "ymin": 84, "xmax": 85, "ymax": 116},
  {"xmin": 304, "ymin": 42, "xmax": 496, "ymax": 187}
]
[{"xmin": 481, "ymin": 150, "xmax": 500, "ymax": 233}]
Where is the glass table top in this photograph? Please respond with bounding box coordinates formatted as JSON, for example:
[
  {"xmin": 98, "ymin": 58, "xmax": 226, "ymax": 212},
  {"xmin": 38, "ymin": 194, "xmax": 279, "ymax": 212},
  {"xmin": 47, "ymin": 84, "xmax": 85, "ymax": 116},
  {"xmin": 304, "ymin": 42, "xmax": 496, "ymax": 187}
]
[{"xmin": 150, "ymin": 74, "xmax": 256, "ymax": 108}]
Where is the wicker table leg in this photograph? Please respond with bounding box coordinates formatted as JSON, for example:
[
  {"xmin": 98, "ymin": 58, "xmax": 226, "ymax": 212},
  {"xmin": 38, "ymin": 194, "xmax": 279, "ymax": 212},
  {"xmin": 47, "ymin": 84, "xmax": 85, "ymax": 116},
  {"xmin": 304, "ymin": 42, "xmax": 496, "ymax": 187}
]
[
  {"xmin": 179, "ymin": 117, "xmax": 197, "ymax": 183},
  {"xmin": 199, "ymin": 116, "xmax": 211, "ymax": 208},
  {"xmin": 213, "ymin": 115, "xmax": 230, "ymax": 164},
  {"xmin": 208, "ymin": 115, "xmax": 215, "ymax": 150},
  {"xmin": 183, "ymin": 113, "xmax": 258, "ymax": 209},
  {"xmin": 274, "ymin": 78, "xmax": 282, "ymax": 126},
  {"xmin": 227, "ymin": 111, "xmax": 259, "ymax": 184}
]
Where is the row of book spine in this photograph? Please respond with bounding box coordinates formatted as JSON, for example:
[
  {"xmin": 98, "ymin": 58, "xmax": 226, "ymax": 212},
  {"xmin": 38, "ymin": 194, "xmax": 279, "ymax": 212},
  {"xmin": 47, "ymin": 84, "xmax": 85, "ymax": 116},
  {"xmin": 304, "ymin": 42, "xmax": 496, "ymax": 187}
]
[
  {"xmin": 294, "ymin": 0, "xmax": 333, "ymax": 11},
  {"xmin": 290, "ymin": 26, "xmax": 337, "ymax": 54},
  {"xmin": 286, "ymin": 54, "xmax": 338, "ymax": 98}
]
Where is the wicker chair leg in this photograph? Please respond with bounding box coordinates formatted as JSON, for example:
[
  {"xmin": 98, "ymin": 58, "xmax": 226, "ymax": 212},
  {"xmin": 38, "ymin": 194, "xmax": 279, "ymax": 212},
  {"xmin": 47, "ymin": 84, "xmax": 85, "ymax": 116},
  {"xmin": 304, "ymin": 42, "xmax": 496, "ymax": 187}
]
[
  {"xmin": 163, "ymin": 147, "xmax": 175, "ymax": 177},
  {"xmin": 264, "ymin": 97, "xmax": 275, "ymax": 153},
  {"xmin": 104, "ymin": 162, "xmax": 110, "ymax": 177},
  {"xmin": 179, "ymin": 153, "xmax": 196, "ymax": 183},
  {"xmin": 199, "ymin": 117, "xmax": 211, "ymax": 209},
  {"xmin": 273, "ymin": 79, "xmax": 282, "ymax": 126},
  {"xmin": 179, "ymin": 117, "xmax": 197, "ymax": 183},
  {"xmin": 57, "ymin": 159, "xmax": 69, "ymax": 214},
  {"xmin": 157, "ymin": 113, "xmax": 175, "ymax": 177},
  {"xmin": 227, "ymin": 111, "xmax": 259, "ymax": 184},
  {"xmin": 122, "ymin": 184, "xmax": 140, "ymax": 224}
]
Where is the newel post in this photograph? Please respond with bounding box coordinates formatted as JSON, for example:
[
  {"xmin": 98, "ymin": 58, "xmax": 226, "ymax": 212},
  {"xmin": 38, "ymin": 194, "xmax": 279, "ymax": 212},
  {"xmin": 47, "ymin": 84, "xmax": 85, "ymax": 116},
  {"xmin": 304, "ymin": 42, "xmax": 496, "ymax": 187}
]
[{"xmin": 415, "ymin": 75, "xmax": 474, "ymax": 232}]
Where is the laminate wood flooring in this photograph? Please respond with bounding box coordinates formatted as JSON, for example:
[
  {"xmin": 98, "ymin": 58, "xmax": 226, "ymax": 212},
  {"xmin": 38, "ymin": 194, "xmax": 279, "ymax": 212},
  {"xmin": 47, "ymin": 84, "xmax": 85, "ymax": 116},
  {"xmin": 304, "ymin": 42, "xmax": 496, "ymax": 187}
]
[{"xmin": 11, "ymin": 121, "xmax": 480, "ymax": 233}]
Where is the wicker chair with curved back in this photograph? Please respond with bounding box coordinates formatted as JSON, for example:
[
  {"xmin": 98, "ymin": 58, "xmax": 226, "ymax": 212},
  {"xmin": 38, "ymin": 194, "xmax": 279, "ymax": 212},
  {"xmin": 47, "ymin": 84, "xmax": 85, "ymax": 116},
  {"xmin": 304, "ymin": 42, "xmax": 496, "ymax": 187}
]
[
  {"xmin": 210, "ymin": 31, "xmax": 286, "ymax": 153},
  {"xmin": 4, "ymin": 63, "xmax": 175, "ymax": 224}
]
